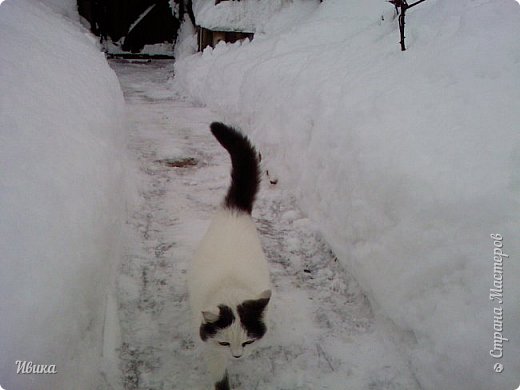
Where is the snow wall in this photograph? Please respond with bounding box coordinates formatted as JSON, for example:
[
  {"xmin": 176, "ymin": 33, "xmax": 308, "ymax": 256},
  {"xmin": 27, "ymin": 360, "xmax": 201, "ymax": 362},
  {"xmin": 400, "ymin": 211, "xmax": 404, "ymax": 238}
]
[
  {"xmin": 0, "ymin": 1, "xmax": 127, "ymax": 388},
  {"xmin": 173, "ymin": 0, "xmax": 520, "ymax": 389},
  {"xmin": 39, "ymin": 0, "xmax": 79, "ymax": 21}
]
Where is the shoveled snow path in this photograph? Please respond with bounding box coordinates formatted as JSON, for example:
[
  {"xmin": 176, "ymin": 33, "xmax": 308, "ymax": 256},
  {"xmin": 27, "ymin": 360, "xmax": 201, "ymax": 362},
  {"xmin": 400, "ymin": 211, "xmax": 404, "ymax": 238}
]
[{"xmin": 111, "ymin": 60, "xmax": 420, "ymax": 390}]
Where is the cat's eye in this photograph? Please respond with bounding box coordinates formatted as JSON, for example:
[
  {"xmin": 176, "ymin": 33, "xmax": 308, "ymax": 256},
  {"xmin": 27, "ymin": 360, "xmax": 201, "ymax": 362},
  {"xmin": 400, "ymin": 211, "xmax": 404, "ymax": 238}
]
[
  {"xmin": 218, "ymin": 341, "xmax": 230, "ymax": 346},
  {"xmin": 242, "ymin": 340, "xmax": 255, "ymax": 347}
]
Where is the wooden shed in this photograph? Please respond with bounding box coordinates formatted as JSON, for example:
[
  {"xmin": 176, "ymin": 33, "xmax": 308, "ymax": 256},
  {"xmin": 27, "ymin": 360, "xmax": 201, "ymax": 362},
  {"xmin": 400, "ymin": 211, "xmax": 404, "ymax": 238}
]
[
  {"xmin": 198, "ymin": 27, "xmax": 254, "ymax": 50},
  {"xmin": 193, "ymin": 0, "xmax": 279, "ymax": 51}
]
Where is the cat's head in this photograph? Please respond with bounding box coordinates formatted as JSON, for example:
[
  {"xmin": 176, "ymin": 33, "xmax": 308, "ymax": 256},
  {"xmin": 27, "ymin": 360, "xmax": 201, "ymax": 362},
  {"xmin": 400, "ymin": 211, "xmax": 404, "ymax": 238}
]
[{"xmin": 199, "ymin": 290, "xmax": 271, "ymax": 359}]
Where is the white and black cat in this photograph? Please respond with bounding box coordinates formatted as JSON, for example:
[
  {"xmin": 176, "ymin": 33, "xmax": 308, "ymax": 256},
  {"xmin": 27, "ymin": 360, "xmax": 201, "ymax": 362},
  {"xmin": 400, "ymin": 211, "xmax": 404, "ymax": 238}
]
[{"xmin": 188, "ymin": 122, "xmax": 272, "ymax": 390}]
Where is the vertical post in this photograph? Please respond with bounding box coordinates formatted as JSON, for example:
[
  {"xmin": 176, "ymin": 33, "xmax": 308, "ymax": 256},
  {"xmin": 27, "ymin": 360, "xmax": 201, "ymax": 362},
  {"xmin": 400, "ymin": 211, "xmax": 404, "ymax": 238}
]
[
  {"xmin": 393, "ymin": 0, "xmax": 427, "ymax": 51},
  {"xmin": 399, "ymin": 2, "xmax": 407, "ymax": 51}
]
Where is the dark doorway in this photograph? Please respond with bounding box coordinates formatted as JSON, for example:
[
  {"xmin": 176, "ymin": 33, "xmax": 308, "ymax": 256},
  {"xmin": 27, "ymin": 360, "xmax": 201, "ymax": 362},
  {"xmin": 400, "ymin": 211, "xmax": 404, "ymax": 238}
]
[{"xmin": 78, "ymin": 0, "xmax": 185, "ymax": 57}]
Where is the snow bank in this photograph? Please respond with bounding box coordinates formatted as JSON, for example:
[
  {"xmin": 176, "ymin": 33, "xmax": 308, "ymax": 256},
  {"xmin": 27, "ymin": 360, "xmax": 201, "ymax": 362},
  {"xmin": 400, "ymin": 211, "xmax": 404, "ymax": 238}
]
[
  {"xmin": 173, "ymin": 0, "xmax": 520, "ymax": 388},
  {"xmin": 174, "ymin": 14, "xmax": 198, "ymax": 60},
  {"xmin": 39, "ymin": 0, "xmax": 79, "ymax": 21},
  {"xmin": 0, "ymin": 1, "xmax": 127, "ymax": 388},
  {"xmin": 193, "ymin": 0, "xmax": 295, "ymax": 32}
]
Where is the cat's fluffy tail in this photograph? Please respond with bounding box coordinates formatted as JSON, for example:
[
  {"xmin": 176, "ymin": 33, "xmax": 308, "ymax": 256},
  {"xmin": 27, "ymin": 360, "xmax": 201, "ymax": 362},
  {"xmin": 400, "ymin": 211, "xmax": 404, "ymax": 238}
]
[{"xmin": 210, "ymin": 122, "xmax": 260, "ymax": 214}]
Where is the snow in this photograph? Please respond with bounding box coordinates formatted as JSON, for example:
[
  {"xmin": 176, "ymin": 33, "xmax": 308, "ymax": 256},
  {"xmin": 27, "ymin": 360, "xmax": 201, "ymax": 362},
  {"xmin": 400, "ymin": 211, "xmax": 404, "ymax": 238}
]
[
  {"xmin": 173, "ymin": 0, "xmax": 520, "ymax": 389},
  {"xmin": 174, "ymin": 14, "xmax": 198, "ymax": 60},
  {"xmin": 39, "ymin": 0, "xmax": 79, "ymax": 21},
  {"xmin": 128, "ymin": 4, "xmax": 158, "ymax": 35},
  {"xmin": 113, "ymin": 60, "xmax": 419, "ymax": 389},
  {"xmin": 1, "ymin": 0, "xmax": 519, "ymax": 388},
  {"xmin": 192, "ymin": 0, "xmax": 304, "ymax": 33},
  {"xmin": 0, "ymin": 1, "xmax": 128, "ymax": 388}
]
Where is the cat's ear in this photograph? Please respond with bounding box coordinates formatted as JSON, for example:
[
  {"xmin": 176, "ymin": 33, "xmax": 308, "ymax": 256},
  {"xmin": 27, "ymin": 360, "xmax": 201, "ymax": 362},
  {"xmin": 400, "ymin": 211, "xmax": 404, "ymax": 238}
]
[
  {"xmin": 256, "ymin": 289, "xmax": 271, "ymax": 311},
  {"xmin": 202, "ymin": 309, "xmax": 220, "ymax": 324},
  {"xmin": 257, "ymin": 289, "xmax": 272, "ymax": 302},
  {"xmin": 237, "ymin": 290, "xmax": 271, "ymax": 338},
  {"xmin": 240, "ymin": 289, "xmax": 271, "ymax": 313}
]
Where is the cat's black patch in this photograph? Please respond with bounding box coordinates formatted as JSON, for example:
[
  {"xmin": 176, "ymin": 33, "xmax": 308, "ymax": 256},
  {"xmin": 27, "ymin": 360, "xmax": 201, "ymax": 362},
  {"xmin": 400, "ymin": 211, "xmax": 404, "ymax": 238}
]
[
  {"xmin": 214, "ymin": 371, "xmax": 230, "ymax": 390},
  {"xmin": 200, "ymin": 305, "xmax": 235, "ymax": 341},
  {"xmin": 237, "ymin": 297, "xmax": 269, "ymax": 339},
  {"xmin": 210, "ymin": 122, "xmax": 260, "ymax": 214}
]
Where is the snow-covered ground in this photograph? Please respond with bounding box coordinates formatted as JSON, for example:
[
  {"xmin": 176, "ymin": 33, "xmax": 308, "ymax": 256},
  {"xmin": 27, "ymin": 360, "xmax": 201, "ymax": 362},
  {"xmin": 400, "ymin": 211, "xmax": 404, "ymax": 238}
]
[
  {"xmin": 0, "ymin": 1, "xmax": 127, "ymax": 388},
  {"xmin": 2, "ymin": 0, "xmax": 519, "ymax": 389},
  {"xmin": 173, "ymin": 0, "xmax": 520, "ymax": 389},
  {"xmin": 113, "ymin": 59, "xmax": 420, "ymax": 389}
]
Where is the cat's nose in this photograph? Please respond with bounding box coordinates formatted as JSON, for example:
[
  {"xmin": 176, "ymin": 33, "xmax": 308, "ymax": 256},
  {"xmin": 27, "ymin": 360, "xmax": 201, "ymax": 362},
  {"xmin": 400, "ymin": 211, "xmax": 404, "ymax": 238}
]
[{"xmin": 231, "ymin": 345, "xmax": 244, "ymax": 358}]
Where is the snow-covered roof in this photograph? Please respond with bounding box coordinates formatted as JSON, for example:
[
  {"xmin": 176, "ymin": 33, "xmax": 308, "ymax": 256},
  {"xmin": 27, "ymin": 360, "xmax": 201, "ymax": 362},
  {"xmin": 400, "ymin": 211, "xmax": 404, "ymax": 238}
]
[{"xmin": 193, "ymin": 0, "xmax": 288, "ymax": 33}]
